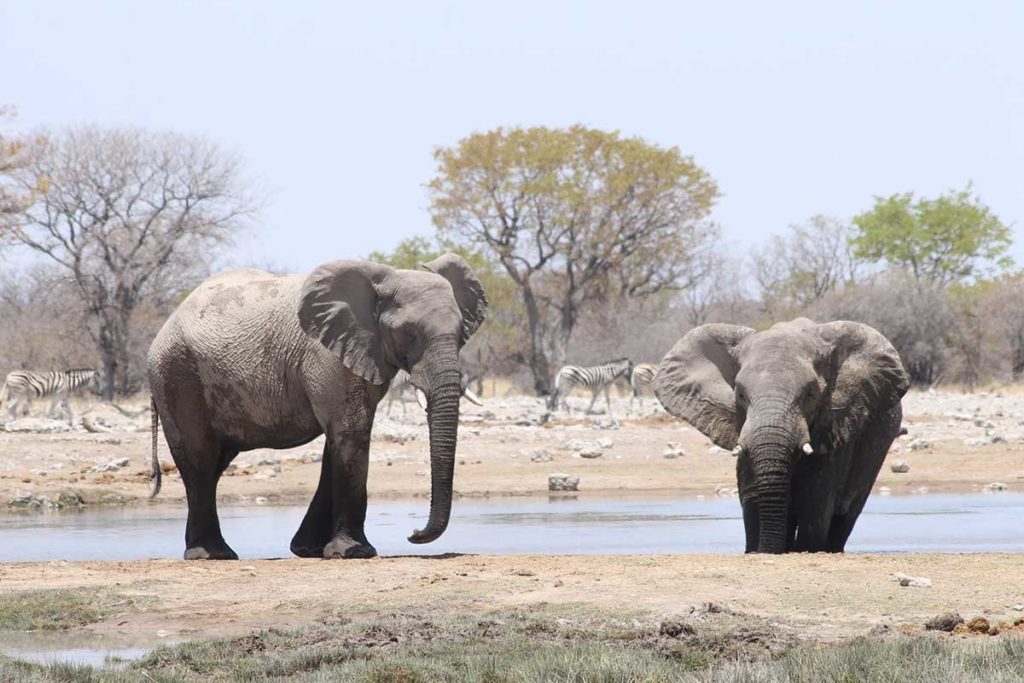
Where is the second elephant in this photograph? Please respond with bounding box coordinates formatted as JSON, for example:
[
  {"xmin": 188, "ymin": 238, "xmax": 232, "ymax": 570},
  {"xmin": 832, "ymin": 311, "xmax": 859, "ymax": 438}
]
[{"xmin": 655, "ymin": 318, "xmax": 909, "ymax": 554}]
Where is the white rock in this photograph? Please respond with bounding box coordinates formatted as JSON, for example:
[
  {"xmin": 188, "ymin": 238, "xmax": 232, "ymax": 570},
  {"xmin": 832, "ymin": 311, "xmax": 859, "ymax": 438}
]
[
  {"xmin": 877, "ymin": 486, "xmax": 892, "ymax": 496},
  {"xmin": 708, "ymin": 446, "xmax": 729, "ymax": 456},
  {"xmin": 893, "ymin": 572, "xmax": 931, "ymax": 588},
  {"xmin": 92, "ymin": 457, "xmax": 131, "ymax": 473},
  {"xmin": 548, "ymin": 474, "xmax": 580, "ymax": 491},
  {"xmin": 890, "ymin": 460, "xmax": 910, "ymax": 474},
  {"xmin": 257, "ymin": 456, "xmax": 281, "ymax": 466},
  {"xmin": 579, "ymin": 446, "xmax": 603, "ymax": 459},
  {"xmin": 529, "ymin": 449, "xmax": 553, "ymax": 463},
  {"xmin": 2, "ymin": 418, "xmax": 72, "ymax": 433},
  {"xmin": 663, "ymin": 442, "xmax": 686, "ymax": 459},
  {"xmin": 983, "ymin": 482, "xmax": 1008, "ymax": 492},
  {"xmin": 254, "ymin": 496, "xmax": 269, "ymax": 504},
  {"xmin": 908, "ymin": 438, "xmax": 930, "ymax": 451},
  {"xmin": 596, "ymin": 438, "xmax": 614, "ymax": 449}
]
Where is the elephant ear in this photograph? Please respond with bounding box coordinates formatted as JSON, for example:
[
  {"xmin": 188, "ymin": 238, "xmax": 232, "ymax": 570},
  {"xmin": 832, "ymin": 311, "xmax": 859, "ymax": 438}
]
[
  {"xmin": 815, "ymin": 321, "xmax": 910, "ymax": 451},
  {"xmin": 654, "ymin": 324, "xmax": 754, "ymax": 450},
  {"xmin": 298, "ymin": 260, "xmax": 396, "ymax": 385},
  {"xmin": 419, "ymin": 253, "xmax": 488, "ymax": 341}
]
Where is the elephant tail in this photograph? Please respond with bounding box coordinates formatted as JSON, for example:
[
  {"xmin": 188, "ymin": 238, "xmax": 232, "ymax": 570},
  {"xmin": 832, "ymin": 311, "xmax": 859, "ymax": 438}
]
[{"xmin": 149, "ymin": 396, "xmax": 162, "ymax": 499}]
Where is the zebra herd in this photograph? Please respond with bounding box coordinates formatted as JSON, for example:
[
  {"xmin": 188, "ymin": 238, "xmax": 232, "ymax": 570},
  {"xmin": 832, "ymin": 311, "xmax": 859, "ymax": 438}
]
[
  {"xmin": 0, "ymin": 369, "xmax": 99, "ymax": 424},
  {"xmin": 1, "ymin": 361, "xmax": 651, "ymax": 425},
  {"xmin": 548, "ymin": 359, "xmax": 659, "ymax": 414}
]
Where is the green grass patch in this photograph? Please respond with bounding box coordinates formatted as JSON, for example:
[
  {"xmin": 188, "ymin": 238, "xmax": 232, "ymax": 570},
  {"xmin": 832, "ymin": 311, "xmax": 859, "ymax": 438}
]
[
  {"xmin": 3, "ymin": 608, "xmax": 1024, "ymax": 682},
  {"xmin": 0, "ymin": 588, "xmax": 149, "ymax": 631}
]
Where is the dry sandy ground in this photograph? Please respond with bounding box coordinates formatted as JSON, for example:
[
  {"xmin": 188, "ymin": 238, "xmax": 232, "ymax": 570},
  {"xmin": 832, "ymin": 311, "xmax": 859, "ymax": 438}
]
[
  {"xmin": 1, "ymin": 389, "xmax": 1022, "ymax": 506},
  {"xmin": 1, "ymin": 554, "xmax": 1022, "ymax": 644}
]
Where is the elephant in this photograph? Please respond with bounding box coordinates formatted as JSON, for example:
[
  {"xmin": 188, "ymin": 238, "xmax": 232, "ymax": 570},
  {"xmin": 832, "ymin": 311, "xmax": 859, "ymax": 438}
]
[
  {"xmin": 654, "ymin": 318, "xmax": 909, "ymax": 554},
  {"xmin": 147, "ymin": 253, "xmax": 487, "ymax": 560}
]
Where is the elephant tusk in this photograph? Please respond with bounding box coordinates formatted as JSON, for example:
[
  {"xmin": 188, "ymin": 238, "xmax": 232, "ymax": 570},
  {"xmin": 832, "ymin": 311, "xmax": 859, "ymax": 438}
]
[
  {"xmin": 731, "ymin": 445, "xmax": 743, "ymax": 457},
  {"xmin": 802, "ymin": 443, "xmax": 814, "ymax": 456}
]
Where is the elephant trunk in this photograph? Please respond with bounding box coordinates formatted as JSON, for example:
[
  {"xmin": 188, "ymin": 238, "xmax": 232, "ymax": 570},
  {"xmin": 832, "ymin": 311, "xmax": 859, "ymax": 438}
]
[
  {"xmin": 741, "ymin": 408, "xmax": 808, "ymax": 554},
  {"xmin": 407, "ymin": 337, "xmax": 462, "ymax": 544}
]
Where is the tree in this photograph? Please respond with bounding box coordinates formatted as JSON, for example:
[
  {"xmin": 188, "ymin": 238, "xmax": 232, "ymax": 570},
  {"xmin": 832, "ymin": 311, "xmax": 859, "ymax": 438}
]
[
  {"xmin": 3, "ymin": 126, "xmax": 255, "ymax": 399},
  {"xmin": 851, "ymin": 185, "xmax": 1012, "ymax": 287},
  {"xmin": 428, "ymin": 125, "xmax": 720, "ymax": 394},
  {"xmin": 0, "ymin": 107, "xmax": 37, "ymax": 226},
  {"xmin": 754, "ymin": 215, "xmax": 860, "ymax": 317},
  {"xmin": 978, "ymin": 272, "xmax": 1024, "ymax": 380}
]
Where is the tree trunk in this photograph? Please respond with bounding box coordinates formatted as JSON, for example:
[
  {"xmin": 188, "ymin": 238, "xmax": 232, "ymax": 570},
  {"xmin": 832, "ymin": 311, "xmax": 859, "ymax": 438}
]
[
  {"xmin": 98, "ymin": 319, "xmax": 118, "ymax": 402},
  {"xmin": 520, "ymin": 281, "xmax": 552, "ymax": 396}
]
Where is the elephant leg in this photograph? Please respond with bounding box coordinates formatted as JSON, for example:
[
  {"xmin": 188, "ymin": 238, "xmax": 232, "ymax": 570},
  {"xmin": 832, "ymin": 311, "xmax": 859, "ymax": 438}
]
[
  {"xmin": 176, "ymin": 439, "xmax": 238, "ymax": 560},
  {"xmin": 826, "ymin": 491, "xmax": 870, "ymax": 552},
  {"xmin": 293, "ymin": 420, "xmax": 376, "ymax": 560},
  {"xmin": 741, "ymin": 499, "xmax": 759, "ymax": 553},
  {"xmin": 826, "ymin": 405, "xmax": 903, "ymax": 552},
  {"xmin": 322, "ymin": 431, "xmax": 376, "ymax": 558},
  {"xmin": 291, "ymin": 441, "xmax": 334, "ymax": 557}
]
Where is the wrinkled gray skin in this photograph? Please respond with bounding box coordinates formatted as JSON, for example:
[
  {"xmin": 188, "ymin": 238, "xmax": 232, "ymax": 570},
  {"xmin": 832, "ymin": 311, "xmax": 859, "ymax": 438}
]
[
  {"xmin": 655, "ymin": 318, "xmax": 909, "ymax": 554},
  {"xmin": 147, "ymin": 254, "xmax": 487, "ymax": 560}
]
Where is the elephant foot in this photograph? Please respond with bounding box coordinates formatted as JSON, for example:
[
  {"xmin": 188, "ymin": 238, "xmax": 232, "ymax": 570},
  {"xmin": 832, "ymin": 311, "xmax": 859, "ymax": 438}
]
[
  {"xmin": 183, "ymin": 542, "xmax": 238, "ymax": 560},
  {"xmin": 323, "ymin": 536, "xmax": 377, "ymax": 559}
]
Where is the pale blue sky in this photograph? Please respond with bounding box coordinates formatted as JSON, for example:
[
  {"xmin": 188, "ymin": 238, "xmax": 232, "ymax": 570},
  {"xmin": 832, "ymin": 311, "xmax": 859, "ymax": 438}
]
[{"xmin": 3, "ymin": 1, "xmax": 1022, "ymax": 272}]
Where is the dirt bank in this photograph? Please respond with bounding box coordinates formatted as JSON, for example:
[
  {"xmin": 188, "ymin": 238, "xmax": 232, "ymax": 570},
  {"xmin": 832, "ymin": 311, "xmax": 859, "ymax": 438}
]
[{"xmin": 2, "ymin": 390, "xmax": 1022, "ymax": 508}]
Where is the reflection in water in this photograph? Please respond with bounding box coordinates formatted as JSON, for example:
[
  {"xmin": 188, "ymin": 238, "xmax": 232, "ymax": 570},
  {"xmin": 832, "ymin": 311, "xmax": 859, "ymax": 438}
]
[
  {"xmin": 0, "ymin": 630, "xmax": 176, "ymax": 667},
  {"xmin": 1, "ymin": 492, "xmax": 1023, "ymax": 561}
]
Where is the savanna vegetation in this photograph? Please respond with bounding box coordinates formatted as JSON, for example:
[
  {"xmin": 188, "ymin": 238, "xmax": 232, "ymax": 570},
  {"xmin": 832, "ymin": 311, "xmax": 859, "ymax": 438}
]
[
  {"xmin": 2, "ymin": 111, "xmax": 1020, "ymax": 398},
  {"xmin": 2, "ymin": 606, "xmax": 1024, "ymax": 682}
]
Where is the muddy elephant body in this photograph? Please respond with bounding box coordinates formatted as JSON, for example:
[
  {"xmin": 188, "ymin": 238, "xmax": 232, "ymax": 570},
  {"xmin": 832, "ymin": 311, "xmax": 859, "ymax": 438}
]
[
  {"xmin": 655, "ymin": 318, "xmax": 909, "ymax": 553},
  {"xmin": 148, "ymin": 254, "xmax": 486, "ymax": 560}
]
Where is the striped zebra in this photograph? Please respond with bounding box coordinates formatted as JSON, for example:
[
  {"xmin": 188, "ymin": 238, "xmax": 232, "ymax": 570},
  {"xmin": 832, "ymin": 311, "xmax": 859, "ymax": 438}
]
[
  {"xmin": 629, "ymin": 363, "xmax": 658, "ymax": 408},
  {"xmin": 0, "ymin": 369, "xmax": 99, "ymax": 424},
  {"xmin": 548, "ymin": 358, "xmax": 634, "ymax": 414}
]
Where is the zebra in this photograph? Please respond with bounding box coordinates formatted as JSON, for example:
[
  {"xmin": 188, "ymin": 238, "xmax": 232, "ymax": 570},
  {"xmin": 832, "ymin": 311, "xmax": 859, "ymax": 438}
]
[
  {"xmin": 629, "ymin": 363, "xmax": 658, "ymax": 409},
  {"xmin": 385, "ymin": 369, "xmax": 483, "ymax": 416},
  {"xmin": 548, "ymin": 358, "xmax": 634, "ymax": 414},
  {"xmin": 0, "ymin": 368, "xmax": 99, "ymax": 424}
]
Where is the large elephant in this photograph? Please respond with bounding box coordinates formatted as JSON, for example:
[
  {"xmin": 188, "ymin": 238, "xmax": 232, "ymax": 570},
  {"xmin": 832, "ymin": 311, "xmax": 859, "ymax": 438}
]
[
  {"xmin": 654, "ymin": 318, "xmax": 908, "ymax": 554},
  {"xmin": 147, "ymin": 254, "xmax": 487, "ymax": 560}
]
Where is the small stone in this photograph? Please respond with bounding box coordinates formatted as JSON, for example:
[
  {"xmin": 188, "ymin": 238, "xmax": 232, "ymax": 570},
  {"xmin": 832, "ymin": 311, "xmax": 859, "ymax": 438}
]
[
  {"xmin": 257, "ymin": 457, "xmax": 281, "ymax": 466},
  {"xmin": 548, "ymin": 474, "xmax": 580, "ymax": 491},
  {"xmin": 254, "ymin": 496, "xmax": 269, "ymax": 504},
  {"xmin": 1011, "ymin": 604, "xmax": 1024, "ymax": 612},
  {"xmin": 925, "ymin": 612, "xmax": 963, "ymax": 632},
  {"xmin": 596, "ymin": 438, "xmax": 614, "ymax": 449},
  {"xmin": 578, "ymin": 446, "xmax": 603, "ymax": 459},
  {"xmin": 663, "ymin": 442, "xmax": 686, "ymax": 459},
  {"xmin": 893, "ymin": 572, "xmax": 931, "ymax": 588},
  {"xmin": 877, "ymin": 486, "xmax": 892, "ymax": 496},
  {"xmin": 890, "ymin": 460, "xmax": 910, "ymax": 474},
  {"xmin": 529, "ymin": 449, "xmax": 553, "ymax": 463},
  {"xmin": 983, "ymin": 482, "xmax": 1007, "ymax": 492},
  {"xmin": 91, "ymin": 457, "xmax": 131, "ymax": 473},
  {"xmin": 300, "ymin": 451, "xmax": 323, "ymax": 464},
  {"xmin": 908, "ymin": 438, "xmax": 930, "ymax": 451},
  {"xmin": 708, "ymin": 446, "xmax": 729, "ymax": 456}
]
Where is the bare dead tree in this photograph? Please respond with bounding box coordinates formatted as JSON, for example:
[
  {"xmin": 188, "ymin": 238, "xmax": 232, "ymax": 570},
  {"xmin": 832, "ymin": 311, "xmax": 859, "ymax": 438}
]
[
  {"xmin": 754, "ymin": 215, "xmax": 861, "ymax": 316},
  {"xmin": 4, "ymin": 126, "xmax": 255, "ymax": 399}
]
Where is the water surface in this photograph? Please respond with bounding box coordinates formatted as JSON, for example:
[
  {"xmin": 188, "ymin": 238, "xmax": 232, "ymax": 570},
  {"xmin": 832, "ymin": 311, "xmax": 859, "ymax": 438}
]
[{"xmin": 2, "ymin": 492, "xmax": 1022, "ymax": 561}]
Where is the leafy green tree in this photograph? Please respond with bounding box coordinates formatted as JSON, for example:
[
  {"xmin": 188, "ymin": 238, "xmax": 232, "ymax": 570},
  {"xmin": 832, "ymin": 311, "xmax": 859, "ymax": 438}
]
[
  {"xmin": 428, "ymin": 125, "xmax": 719, "ymax": 394},
  {"xmin": 851, "ymin": 186, "xmax": 1012, "ymax": 286}
]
